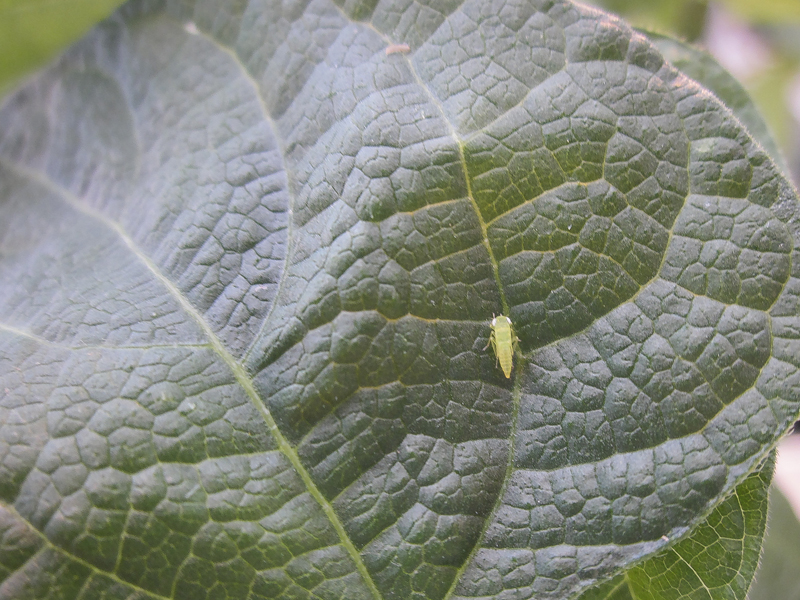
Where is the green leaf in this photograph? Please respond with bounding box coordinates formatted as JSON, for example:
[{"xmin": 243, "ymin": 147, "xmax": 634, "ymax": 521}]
[
  {"xmin": 642, "ymin": 30, "xmax": 790, "ymax": 177},
  {"xmin": 575, "ymin": 453, "xmax": 773, "ymax": 600},
  {"xmin": 717, "ymin": 0, "xmax": 800, "ymax": 23},
  {"xmin": 1, "ymin": 2, "xmax": 799, "ymax": 600},
  {"xmin": 0, "ymin": 0, "xmax": 126, "ymax": 99},
  {"xmin": 749, "ymin": 483, "xmax": 800, "ymax": 600},
  {"xmin": 589, "ymin": 0, "xmax": 710, "ymax": 42}
]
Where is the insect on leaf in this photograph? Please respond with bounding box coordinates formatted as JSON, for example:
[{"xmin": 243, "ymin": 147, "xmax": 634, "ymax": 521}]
[{"xmin": 486, "ymin": 314, "xmax": 516, "ymax": 378}]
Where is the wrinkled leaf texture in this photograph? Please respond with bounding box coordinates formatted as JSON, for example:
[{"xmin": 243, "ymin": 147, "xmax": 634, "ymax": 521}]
[
  {"xmin": 0, "ymin": 1, "xmax": 799, "ymax": 600},
  {"xmin": 572, "ymin": 30, "xmax": 786, "ymax": 600}
]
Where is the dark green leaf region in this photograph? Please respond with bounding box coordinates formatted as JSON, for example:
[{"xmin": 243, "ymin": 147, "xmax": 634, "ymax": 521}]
[{"xmin": 0, "ymin": 1, "xmax": 798, "ymax": 600}]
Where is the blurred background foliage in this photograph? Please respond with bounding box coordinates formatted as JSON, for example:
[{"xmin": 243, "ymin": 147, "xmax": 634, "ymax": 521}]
[
  {"xmin": 0, "ymin": 0, "xmax": 126, "ymax": 98},
  {"xmin": 749, "ymin": 482, "xmax": 800, "ymax": 600},
  {"xmin": 2, "ymin": 1, "xmax": 800, "ymax": 598}
]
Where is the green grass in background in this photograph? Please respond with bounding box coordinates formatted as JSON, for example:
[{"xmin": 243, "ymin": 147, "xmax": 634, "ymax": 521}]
[{"xmin": 0, "ymin": 0, "xmax": 126, "ymax": 98}]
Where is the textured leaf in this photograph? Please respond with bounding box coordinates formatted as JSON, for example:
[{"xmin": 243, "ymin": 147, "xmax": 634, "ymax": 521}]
[
  {"xmin": 572, "ymin": 29, "xmax": 790, "ymax": 600},
  {"xmin": 643, "ymin": 30, "xmax": 789, "ymax": 177},
  {"xmin": 1, "ymin": 2, "xmax": 799, "ymax": 600},
  {"xmin": 575, "ymin": 454, "xmax": 773, "ymax": 600}
]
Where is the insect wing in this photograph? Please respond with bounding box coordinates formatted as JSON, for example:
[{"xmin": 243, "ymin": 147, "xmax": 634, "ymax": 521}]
[
  {"xmin": 490, "ymin": 315, "xmax": 514, "ymax": 378},
  {"xmin": 385, "ymin": 43, "xmax": 411, "ymax": 55}
]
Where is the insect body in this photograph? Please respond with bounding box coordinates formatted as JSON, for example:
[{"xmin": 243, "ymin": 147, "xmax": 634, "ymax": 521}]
[
  {"xmin": 385, "ymin": 43, "xmax": 411, "ymax": 55},
  {"xmin": 485, "ymin": 314, "xmax": 518, "ymax": 378}
]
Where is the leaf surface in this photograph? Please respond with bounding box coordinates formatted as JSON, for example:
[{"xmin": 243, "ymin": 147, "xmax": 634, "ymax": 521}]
[
  {"xmin": 1, "ymin": 2, "xmax": 799, "ymax": 600},
  {"xmin": 575, "ymin": 454, "xmax": 773, "ymax": 600},
  {"xmin": 643, "ymin": 30, "xmax": 788, "ymax": 176}
]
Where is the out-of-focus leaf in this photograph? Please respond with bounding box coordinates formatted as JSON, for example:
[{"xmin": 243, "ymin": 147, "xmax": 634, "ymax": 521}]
[
  {"xmin": 718, "ymin": 0, "xmax": 800, "ymax": 24},
  {"xmin": 588, "ymin": 0, "xmax": 708, "ymax": 41},
  {"xmin": 746, "ymin": 59, "xmax": 800, "ymax": 162},
  {"xmin": 0, "ymin": 0, "xmax": 126, "ymax": 98},
  {"xmin": 748, "ymin": 485, "xmax": 800, "ymax": 600}
]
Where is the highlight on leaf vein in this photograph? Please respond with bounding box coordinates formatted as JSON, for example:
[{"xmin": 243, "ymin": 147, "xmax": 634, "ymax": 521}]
[{"xmin": 484, "ymin": 314, "xmax": 518, "ymax": 378}]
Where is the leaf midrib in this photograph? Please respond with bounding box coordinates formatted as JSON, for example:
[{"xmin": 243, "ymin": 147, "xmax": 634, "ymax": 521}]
[
  {"xmin": 168, "ymin": 8, "xmax": 523, "ymax": 599},
  {"xmin": 1, "ymin": 157, "xmax": 383, "ymax": 600},
  {"xmin": 9, "ymin": 6, "xmax": 782, "ymax": 600}
]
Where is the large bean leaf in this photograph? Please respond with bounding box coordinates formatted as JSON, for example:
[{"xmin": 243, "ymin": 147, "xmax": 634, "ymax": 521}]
[{"xmin": 1, "ymin": 2, "xmax": 799, "ymax": 599}]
